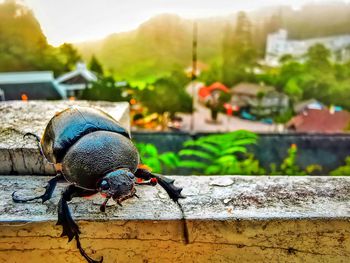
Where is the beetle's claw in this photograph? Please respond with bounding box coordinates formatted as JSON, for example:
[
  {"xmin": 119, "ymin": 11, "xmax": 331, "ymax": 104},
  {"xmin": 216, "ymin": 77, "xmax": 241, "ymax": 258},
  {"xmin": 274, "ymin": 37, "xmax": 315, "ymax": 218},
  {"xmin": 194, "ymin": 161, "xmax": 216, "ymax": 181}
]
[
  {"xmin": 154, "ymin": 175, "xmax": 185, "ymax": 203},
  {"xmin": 99, "ymin": 196, "xmax": 111, "ymax": 212}
]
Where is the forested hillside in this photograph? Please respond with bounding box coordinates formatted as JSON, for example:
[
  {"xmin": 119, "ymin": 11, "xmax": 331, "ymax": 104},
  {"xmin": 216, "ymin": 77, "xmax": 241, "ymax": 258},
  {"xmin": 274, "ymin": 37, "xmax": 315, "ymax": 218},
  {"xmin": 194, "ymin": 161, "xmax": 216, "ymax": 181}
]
[
  {"xmin": 76, "ymin": 3, "xmax": 350, "ymax": 82},
  {"xmin": 0, "ymin": 0, "xmax": 80, "ymax": 76}
]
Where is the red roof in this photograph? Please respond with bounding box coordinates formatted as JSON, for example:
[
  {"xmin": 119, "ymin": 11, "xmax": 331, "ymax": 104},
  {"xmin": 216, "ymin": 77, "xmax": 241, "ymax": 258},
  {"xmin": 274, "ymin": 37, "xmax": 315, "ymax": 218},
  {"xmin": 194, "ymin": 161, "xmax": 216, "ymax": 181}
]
[
  {"xmin": 198, "ymin": 82, "xmax": 229, "ymax": 98},
  {"xmin": 287, "ymin": 108, "xmax": 350, "ymax": 133}
]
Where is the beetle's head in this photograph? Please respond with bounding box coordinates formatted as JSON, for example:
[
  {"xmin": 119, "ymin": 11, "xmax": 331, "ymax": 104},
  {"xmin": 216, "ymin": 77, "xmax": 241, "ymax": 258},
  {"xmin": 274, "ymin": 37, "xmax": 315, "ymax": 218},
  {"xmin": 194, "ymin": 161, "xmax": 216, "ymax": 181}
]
[{"xmin": 97, "ymin": 169, "xmax": 136, "ymax": 211}]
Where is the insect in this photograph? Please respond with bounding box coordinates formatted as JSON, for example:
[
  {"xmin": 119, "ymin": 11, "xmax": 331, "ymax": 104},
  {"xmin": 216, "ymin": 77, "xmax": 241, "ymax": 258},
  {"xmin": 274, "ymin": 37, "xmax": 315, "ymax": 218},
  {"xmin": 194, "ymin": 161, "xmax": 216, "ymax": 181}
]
[{"xmin": 12, "ymin": 106, "xmax": 184, "ymax": 263}]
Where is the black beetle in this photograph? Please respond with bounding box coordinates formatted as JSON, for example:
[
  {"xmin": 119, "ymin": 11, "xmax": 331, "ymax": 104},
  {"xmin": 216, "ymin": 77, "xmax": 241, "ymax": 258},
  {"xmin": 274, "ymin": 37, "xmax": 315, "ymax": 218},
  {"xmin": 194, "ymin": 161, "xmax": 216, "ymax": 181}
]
[{"xmin": 12, "ymin": 106, "xmax": 184, "ymax": 263}]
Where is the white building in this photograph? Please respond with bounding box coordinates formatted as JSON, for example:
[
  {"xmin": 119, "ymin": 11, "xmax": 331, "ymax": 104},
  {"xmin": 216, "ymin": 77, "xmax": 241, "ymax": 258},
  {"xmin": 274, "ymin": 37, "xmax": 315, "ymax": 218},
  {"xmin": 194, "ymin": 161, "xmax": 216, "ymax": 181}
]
[{"xmin": 265, "ymin": 29, "xmax": 350, "ymax": 66}]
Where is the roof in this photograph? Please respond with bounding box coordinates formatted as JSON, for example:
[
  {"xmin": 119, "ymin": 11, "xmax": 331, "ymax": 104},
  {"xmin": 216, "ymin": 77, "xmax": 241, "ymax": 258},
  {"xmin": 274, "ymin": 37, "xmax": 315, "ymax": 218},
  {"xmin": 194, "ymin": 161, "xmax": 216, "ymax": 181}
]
[
  {"xmin": 0, "ymin": 71, "xmax": 54, "ymax": 84},
  {"xmin": 232, "ymin": 83, "xmax": 275, "ymax": 96},
  {"xmin": 0, "ymin": 82, "xmax": 65, "ymax": 100},
  {"xmin": 0, "ymin": 71, "xmax": 66, "ymax": 100},
  {"xmin": 287, "ymin": 108, "xmax": 350, "ymax": 133},
  {"xmin": 56, "ymin": 63, "xmax": 97, "ymax": 84},
  {"xmin": 294, "ymin": 99, "xmax": 323, "ymax": 113},
  {"xmin": 198, "ymin": 82, "xmax": 229, "ymax": 98}
]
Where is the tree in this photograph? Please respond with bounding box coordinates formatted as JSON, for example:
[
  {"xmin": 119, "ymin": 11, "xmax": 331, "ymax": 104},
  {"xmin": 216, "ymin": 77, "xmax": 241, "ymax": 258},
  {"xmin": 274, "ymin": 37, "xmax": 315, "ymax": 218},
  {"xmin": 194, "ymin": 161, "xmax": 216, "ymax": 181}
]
[
  {"xmin": 88, "ymin": 55, "xmax": 104, "ymax": 75},
  {"xmin": 137, "ymin": 71, "xmax": 192, "ymax": 117},
  {"xmin": 0, "ymin": 1, "xmax": 81, "ymax": 76},
  {"xmin": 306, "ymin": 43, "xmax": 331, "ymax": 70},
  {"xmin": 222, "ymin": 12, "xmax": 257, "ymax": 85},
  {"xmin": 81, "ymin": 75, "xmax": 128, "ymax": 102},
  {"xmin": 58, "ymin": 43, "xmax": 82, "ymax": 72},
  {"xmin": 198, "ymin": 60, "xmax": 223, "ymax": 85}
]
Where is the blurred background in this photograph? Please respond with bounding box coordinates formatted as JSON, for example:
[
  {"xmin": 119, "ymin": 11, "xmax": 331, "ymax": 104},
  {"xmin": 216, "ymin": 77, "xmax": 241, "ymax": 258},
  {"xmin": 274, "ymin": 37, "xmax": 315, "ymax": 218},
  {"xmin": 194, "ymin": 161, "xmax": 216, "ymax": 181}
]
[{"xmin": 2, "ymin": 0, "xmax": 350, "ymax": 175}]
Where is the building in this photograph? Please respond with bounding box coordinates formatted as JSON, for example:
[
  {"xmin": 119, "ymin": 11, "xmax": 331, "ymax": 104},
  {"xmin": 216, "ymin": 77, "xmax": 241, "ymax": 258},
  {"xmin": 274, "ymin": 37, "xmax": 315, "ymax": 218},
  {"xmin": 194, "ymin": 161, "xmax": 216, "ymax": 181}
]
[
  {"xmin": 231, "ymin": 83, "xmax": 289, "ymax": 117},
  {"xmin": 0, "ymin": 71, "xmax": 65, "ymax": 101},
  {"xmin": 265, "ymin": 29, "xmax": 350, "ymax": 66},
  {"xmin": 287, "ymin": 108, "xmax": 350, "ymax": 133},
  {"xmin": 56, "ymin": 63, "xmax": 97, "ymax": 98}
]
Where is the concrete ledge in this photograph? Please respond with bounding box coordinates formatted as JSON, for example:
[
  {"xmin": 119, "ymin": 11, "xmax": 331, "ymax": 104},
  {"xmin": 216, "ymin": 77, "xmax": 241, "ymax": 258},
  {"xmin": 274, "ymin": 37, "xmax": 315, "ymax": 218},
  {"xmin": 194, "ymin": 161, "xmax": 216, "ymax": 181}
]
[
  {"xmin": 0, "ymin": 101, "xmax": 130, "ymax": 175},
  {"xmin": 1, "ymin": 176, "xmax": 349, "ymax": 262}
]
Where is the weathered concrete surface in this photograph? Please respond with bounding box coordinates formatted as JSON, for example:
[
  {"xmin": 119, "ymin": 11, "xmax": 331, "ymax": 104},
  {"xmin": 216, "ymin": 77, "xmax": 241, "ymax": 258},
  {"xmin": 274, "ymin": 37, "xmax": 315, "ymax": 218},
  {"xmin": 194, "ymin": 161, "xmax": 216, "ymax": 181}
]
[
  {"xmin": 1, "ymin": 176, "xmax": 349, "ymax": 262},
  {"xmin": 0, "ymin": 100, "xmax": 130, "ymax": 175}
]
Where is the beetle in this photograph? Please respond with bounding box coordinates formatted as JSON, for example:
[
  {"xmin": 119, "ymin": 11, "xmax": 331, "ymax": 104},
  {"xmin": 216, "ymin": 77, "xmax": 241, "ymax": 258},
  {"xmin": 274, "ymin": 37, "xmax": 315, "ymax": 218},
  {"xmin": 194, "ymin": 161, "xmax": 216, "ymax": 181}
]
[{"xmin": 12, "ymin": 106, "xmax": 184, "ymax": 263}]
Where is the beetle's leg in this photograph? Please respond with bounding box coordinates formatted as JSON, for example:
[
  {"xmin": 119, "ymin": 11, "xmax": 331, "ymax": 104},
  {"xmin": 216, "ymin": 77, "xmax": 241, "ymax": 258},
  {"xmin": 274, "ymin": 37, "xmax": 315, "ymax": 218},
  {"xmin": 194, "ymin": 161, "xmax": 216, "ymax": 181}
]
[
  {"xmin": 135, "ymin": 168, "xmax": 184, "ymax": 202},
  {"xmin": 57, "ymin": 184, "xmax": 102, "ymax": 263},
  {"xmin": 12, "ymin": 173, "xmax": 64, "ymax": 203},
  {"xmin": 135, "ymin": 168, "xmax": 189, "ymax": 244}
]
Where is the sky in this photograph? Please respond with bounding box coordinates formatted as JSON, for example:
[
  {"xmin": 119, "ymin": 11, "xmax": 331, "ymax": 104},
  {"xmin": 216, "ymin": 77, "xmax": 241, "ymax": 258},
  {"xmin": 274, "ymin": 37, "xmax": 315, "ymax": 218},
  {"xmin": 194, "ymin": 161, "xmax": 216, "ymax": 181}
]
[{"xmin": 16, "ymin": 0, "xmax": 349, "ymax": 46}]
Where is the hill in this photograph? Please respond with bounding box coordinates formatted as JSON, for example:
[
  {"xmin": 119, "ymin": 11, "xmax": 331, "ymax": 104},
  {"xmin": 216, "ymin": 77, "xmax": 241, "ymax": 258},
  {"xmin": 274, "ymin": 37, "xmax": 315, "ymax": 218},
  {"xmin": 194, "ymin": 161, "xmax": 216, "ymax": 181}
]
[
  {"xmin": 76, "ymin": 2, "xmax": 350, "ymax": 83},
  {"xmin": 77, "ymin": 14, "xmax": 231, "ymax": 83}
]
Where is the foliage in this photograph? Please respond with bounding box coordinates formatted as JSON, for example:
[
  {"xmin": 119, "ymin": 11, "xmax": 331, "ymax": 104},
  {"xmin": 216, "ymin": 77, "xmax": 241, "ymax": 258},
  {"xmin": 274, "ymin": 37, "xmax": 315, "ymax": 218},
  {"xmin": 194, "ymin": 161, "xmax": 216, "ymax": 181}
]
[
  {"xmin": 198, "ymin": 60, "xmax": 223, "ymax": 85},
  {"xmin": 134, "ymin": 136, "xmax": 350, "ymax": 176},
  {"xmin": 178, "ymin": 130, "xmax": 262, "ymax": 175},
  {"xmin": 270, "ymin": 144, "xmax": 322, "ymax": 175},
  {"xmin": 81, "ymin": 75, "xmax": 129, "ymax": 102},
  {"xmin": 0, "ymin": 1, "xmax": 81, "ymax": 76},
  {"xmin": 88, "ymin": 55, "xmax": 104, "ymax": 75},
  {"xmin": 58, "ymin": 43, "xmax": 82, "ymax": 72},
  {"xmin": 330, "ymin": 157, "xmax": 350, "ymax": 176},
  {"xmin": 305, "ymin": 164, "xmax": 323, "ymax": 175},
  {"xmin": 273, "ymin": 108, "xmax": 294, "ymax": 124},
  {"xmin": 136, "ymin": 71, "xmax": 193, "ymax": 116},
  {"xmin": 256, "ymin": 43, "xmax": 350, "ymax": 110},
  {"xmin": 135, "ymin": 143, "xmax": 179, "ymax": 174},
  {"xmin": 222, "ymin": 12, "xmax": 257, "ymax": 85},
  {"xmin": 279, "ymin": 144, "xmax": 305, "ymax": 175}
]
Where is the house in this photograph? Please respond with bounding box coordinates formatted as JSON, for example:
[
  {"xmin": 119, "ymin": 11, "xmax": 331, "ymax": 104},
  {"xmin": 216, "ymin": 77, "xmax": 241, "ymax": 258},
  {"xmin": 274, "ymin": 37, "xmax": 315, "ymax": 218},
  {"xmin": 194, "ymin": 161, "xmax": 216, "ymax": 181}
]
[
  {"xmin": 265, "ymin": 29, "xmax": 350, "ymax": 66},
  {"xmin": 231, "ymin": 82, "xmax": 289, "ymax": 116},
  {"xmin": 249, "ymin": 91, "xmax": 289, "ymax": 116},
  {"xmin": 56, "ymin": 63, "xmax": 97, "ymax": 98},
  {"xmin": 0, "ymin": 71, "xmax": 65, "ymax": 100},
  {"xmin": 287, "ymin": 108, "xmax": 350, "ymax": 133},
  {"xmin": 231, "ymin": 82, "xmax": 275, "ymax": 106}
]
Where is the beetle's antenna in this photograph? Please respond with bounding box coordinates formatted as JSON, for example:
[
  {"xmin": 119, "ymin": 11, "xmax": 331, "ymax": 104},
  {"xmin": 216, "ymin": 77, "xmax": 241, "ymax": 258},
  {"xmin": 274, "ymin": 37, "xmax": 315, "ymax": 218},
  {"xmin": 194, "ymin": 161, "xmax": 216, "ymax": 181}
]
[
  {"xmin": 176, "ymin": 201, "xmax": 189, "ymax": 244},
  {"xmin": 23, "ymin": 132, "xmax": 44, "ymax": 157}
]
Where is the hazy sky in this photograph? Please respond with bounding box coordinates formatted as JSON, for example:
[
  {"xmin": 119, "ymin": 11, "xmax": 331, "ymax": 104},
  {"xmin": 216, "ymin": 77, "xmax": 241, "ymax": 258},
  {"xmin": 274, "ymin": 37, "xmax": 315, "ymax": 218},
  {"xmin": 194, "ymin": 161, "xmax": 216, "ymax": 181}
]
[{"xmin": 15, "ymin": 0, "xmax": 348, "ymax": 46}]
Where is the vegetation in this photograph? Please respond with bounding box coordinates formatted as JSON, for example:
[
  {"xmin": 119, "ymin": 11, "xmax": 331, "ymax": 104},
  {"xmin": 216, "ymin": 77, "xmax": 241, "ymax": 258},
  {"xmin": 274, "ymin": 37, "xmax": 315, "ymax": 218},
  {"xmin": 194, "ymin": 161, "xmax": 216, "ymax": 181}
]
[
  {"xmin": 279, "ymin": 144, "xmax": 305, "ymax": 176},
  {"xmin": 3, "ymin": 0, "xmax": 350, "ymax": 116},
  {"xmin": 88, "ymin": 55, "xmax": 104, "ymax": 75},
  {"xmin": 256, "ymin": 44, "xmax": 350, "ymax": 110},
  {"xmin": 135, "ymin": 143, "xmax": 179, "ymax": 174},
  {"xmin": 81, "ymin": 75, "xmax": 129, "ymax": 102},
  {"xmin": 222, "ymin": 12, "xmax": 257, "ymax": 85},
  {"xmin": 136, "ymin": 133, "xmax": 350, "ymax": 176},
  {"xmin": 178, "ymin": 130, "xmax": 261, "ymax": 175},
  {"xmin": 330, "ymin": 157, "xmax": 350, "ymax": 176},
  {"xmin": 0, "ymin": 0, "xmax": 81, "ymax": 76},
  {"xmin": 136, "ymin": 71, "xmax": 193, "ymax": 117}
]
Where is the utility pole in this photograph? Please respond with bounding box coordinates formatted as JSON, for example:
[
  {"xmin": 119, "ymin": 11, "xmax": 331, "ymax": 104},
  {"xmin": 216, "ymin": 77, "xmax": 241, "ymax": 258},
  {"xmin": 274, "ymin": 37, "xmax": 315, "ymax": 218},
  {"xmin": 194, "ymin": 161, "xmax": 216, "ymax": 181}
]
[{"xmin": 190, "ymin": 21, "xmax": 198, "ymax": 132}]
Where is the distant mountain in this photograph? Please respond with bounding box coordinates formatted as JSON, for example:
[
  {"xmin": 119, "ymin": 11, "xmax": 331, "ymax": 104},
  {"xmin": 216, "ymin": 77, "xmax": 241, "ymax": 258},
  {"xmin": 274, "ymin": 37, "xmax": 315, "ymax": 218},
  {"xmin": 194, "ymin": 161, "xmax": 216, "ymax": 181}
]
[
  {"xmin": 76, "ymin": 14, "xmax": 231, "ymax": 83},
  {"xmin": 76, "ymin": 3, "xmax": 350, "ymax": 83}
]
